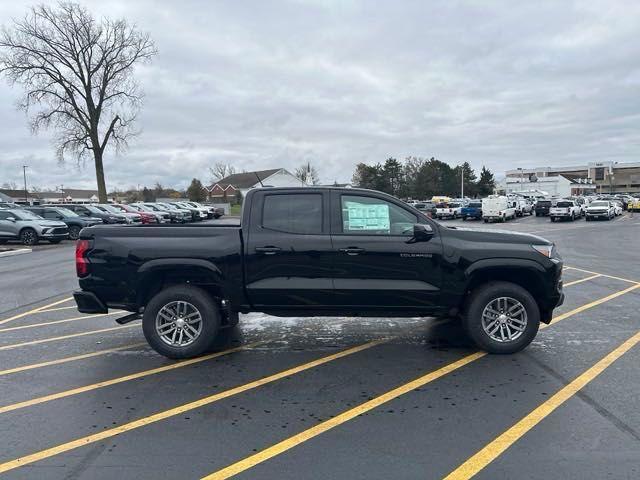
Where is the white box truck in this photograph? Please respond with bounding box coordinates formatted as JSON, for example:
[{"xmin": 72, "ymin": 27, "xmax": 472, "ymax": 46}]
[{"xmin": 482, "ymin": 196, "xmax": 517, "ymax": 223}]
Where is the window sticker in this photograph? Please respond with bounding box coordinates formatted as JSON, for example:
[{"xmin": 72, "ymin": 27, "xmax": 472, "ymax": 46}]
[{"xmin": 344, "ymin": 201, "xmax": 390, "ymax": 232}]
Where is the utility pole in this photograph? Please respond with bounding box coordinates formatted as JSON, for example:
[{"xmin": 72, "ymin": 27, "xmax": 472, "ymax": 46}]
[
  {"xmin": 22, "ymin": 165, "xmax": 28, "ymax": 205},
  {"xmin": 461, "ymin": 167, "xmax": 464, "ymax": 198}
]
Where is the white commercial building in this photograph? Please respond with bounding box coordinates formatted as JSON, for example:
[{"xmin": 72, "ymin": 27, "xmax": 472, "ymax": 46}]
[{"xmin": 499, "ymin": 175, "xmax": 596, "ymax": 198}]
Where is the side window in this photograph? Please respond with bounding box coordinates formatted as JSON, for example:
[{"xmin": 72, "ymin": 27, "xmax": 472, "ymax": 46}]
[
  {"xmin": 43, "ymin": 209, "xmax": 59, "ymax": 219},
  {"xmin": 0, "ymin": 211, "xmax": 10, "ymax": 220},
  {"xmin": 262, "ymin": 194, "xmax": 323, "ymax": 234},
  {"xmin": 341, "ymin": 195, "xmax": 417, "ymax": 235}
]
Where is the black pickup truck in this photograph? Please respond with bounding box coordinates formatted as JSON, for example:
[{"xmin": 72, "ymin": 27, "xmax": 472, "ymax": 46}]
[{"xmin": 74, "ymin": 187, "xmax": 564, "ymax": 358}]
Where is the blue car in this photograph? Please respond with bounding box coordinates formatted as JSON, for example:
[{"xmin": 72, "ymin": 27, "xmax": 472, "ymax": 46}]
[{"xmin": 461, "ymin": 201, "xmax": 483, "ymax": 220}]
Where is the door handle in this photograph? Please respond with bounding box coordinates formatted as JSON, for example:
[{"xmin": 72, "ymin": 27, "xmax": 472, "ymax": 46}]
[
  {"xmin": 339, "ymin": 247, "xmax": 365, "ymax": 256},
  {"xmin": 255, "ymin": 246, "xmax": 282, "ymax": 255}
]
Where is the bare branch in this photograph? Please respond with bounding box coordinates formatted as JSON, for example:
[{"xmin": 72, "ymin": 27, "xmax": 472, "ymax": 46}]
[{"xmin": 0, "ymin": 1, "xmax": 156, "ymax": 201}]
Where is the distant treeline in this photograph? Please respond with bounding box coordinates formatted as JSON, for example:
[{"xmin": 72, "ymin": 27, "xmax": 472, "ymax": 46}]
[{"xmin": 352, "ymin": 157, "xmax": 496, "ymax": 199}]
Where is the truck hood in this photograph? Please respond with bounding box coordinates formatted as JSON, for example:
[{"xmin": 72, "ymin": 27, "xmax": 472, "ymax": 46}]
[{"xmin": 444, "ymin": 226, "xmax": 552, "ymax": 245}]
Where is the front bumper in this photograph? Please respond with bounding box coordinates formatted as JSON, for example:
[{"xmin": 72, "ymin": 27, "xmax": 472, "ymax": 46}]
[{"xmin": 74, "ymin": 290, "xmax": 108, "ymax": 314}]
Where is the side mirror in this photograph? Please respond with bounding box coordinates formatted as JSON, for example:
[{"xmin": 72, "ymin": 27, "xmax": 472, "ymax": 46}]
[{"xmin": 412, "ymin": 223, "xmax": 434, "ymax": 242}]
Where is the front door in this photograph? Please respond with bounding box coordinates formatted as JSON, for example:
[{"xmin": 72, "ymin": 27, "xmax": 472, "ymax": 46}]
[
  {"xmin": 244, "ymin": 190, "xmax": 334, "ymax": 309},
  {"xmin": 330, "ymin": 192, "xmax": 443, "ymax": 312}
]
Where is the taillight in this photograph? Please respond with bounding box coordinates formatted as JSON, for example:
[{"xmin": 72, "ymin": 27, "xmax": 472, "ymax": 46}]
[{"xmin": 76, "ymin": 239, "xmax": 91, "ymax": 277}]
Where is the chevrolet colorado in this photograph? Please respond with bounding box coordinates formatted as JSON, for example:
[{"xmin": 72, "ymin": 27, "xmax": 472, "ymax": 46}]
[{"xmin": 74, "ymin": 187, "xmax": 564, "ymax": 358}]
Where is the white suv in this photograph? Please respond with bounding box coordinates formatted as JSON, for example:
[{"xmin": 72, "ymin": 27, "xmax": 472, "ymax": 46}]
[{"xmin": 549, "ymin": 200, "xmax": 581, "ymax": 222}]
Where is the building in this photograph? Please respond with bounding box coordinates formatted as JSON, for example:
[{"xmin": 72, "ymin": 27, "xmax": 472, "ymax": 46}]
[
  {"xmin": 0, "ymin": 188, "xmax": 109, "ymax": 205},
  {"xmin": 500, "ymin": 175, "xmax": 596, "ymax": 198},
  {"xmin": 504, "ymin": 161, "xmax": 640, "ymax": 195},
  {"xmin": 40, "ymin": 189, "xmax": 103, "ymax": 204},
  {"xmin": 207, "ymin": 168, "xmax": 303, "ymax": 200}
]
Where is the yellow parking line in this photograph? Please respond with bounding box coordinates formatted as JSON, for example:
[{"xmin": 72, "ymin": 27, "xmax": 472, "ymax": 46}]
[
  {"xmin": 0, "ymin": 343, "xmax": 148, "ymax": 377},
  {"xmin": 203, "ymin": 352, "xmax": 486, "ymax": 480},
  {"xmin": 0, "ymin": 341, "xmax": 265, "ymax": 415},
  {"xmin": 562, "ymin": 274, "xmax": 601, "ymax": 287},
  {"xmin": 564, "ymin": 266, "xmax": 639, "ymax": 285},
  {"xmin": 443, "ymin": 329, "xmax": 640, "ymax": 480},
  {"xmin": 547, "ymin": 283, "xmax": 640, "ymax": 327},
  {"xmin": 0, "ymin": 313, "xmax": 116, "ymax": 333},
  {"xmin": 0, "ymin": 297, "xmax": 74, "ymax": 326},
  {"xmin": 0, "ymin": 339, "xmax": 385, "ymax": 475},
  {"xmin": 0, "ymin": 324, "xmax": 140, "ymax": 352},
  {"xmin": 199, "ymin": 283, "xmax": 640, "ymax": 479}
]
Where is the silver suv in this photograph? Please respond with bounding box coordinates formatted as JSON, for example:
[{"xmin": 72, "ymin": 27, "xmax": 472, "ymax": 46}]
[{"xmin": 0, "ymin": 208, "xmax": 69, "ymax": 245}]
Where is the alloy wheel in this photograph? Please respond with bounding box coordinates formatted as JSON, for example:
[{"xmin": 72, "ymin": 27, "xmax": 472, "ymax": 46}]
[
  {"xmin": 481, "ymin": 296, "xmax": 528, "ymax": 343},
  {"xmin": 155, "ymin": 301, "xmax": 203, "ymax": 347}
]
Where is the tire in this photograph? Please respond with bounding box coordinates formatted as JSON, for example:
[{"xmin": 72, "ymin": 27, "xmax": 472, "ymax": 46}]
[
  {"xmin": 570, "ymin": 213, "xmax": 575, "ymax": 221},
  {"xmin": 535, "ymin": 212, "xmax": 539, "ymax": 216},
  {"xmin": 0, "ymin": 239, "xmax": 7, "ymax": 245},
  {"xmin": 462, "ymin": 216, "xmax": 467, "ymax": 221},
  {"xmin": 463, "ymin": 281, "xmax": 540, "ymax": 354},
  {"xmin": 586, "ymin": 217, "xmax": 591, "ymax": 221},
  {"xmin": 550, "ymin": 217, "xmax": 555, "ymax": 222},
  {"xmin": 142, "ymin": 285, "xmax": 221, "ymax": 359},
  {"xmin": 69, "ymin": 225, "xmax": 82, "ymax": 240},
  {"xmin": 20, "ymin": 228, "xmax": 39, "ymax": 246},
  {"xmin": 483, "ymin": 219, "xmax": 488, "ymax": 223}
]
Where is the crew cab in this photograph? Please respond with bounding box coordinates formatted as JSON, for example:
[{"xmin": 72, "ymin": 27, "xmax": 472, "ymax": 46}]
[
  {"xmin": 435, "ymin": 202, "xmax": 461, "ymax": 219},
  {"xmin": 585, "ymin": 200, "xmax": 615, "ymax": 221},
  {"xmin": 549, "ymin": 200, "xmax": 581, "ymax": 222},
  {"xmin": 74, "ymin": 187, "xmax": 564, "ymax": 359},
  {"xmin": 461, "ymin": 201, "xmax": 482, "ymax": 220}
]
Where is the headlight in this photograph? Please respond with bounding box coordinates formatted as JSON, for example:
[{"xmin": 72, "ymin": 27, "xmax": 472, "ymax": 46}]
[{"xmin": 532, "ymin": 244, "xmax": 553, "ymax": 257}]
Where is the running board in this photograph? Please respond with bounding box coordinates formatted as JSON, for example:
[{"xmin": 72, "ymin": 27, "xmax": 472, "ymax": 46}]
[{"xmin": 115, "ymin": 312, "xmax": 142, "ymax": 325}]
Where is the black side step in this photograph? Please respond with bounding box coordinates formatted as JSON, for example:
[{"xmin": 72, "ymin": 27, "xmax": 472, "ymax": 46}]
[{"xmin": 115, "ymin": 312, "xmax": 142, "ymax": 325}]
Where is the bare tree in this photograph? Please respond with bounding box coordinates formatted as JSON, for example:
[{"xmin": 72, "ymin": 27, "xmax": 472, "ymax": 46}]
[
  {"xmin": 295, "ymin": 162, "xmax": 320, "ymax": 185},
  {"xmin": 208, "ymin": 162, "xmax": 236, "ymax": 184},
  {"xmin": 1, "ymin": 181, "xmax": 19, "ymax": 189},
  {"xmin": 0, "ymin": 2, "xmax": 156, "ymax": 202}
]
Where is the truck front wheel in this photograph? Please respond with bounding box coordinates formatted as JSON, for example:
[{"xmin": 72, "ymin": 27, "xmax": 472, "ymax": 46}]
[
  {"xmin": 463, "ymin": 281, "xmax": 540, "ymax": 354},
  {"xmin": 143, "ymin": 285, "xmax": 221, "ymax": 359}
]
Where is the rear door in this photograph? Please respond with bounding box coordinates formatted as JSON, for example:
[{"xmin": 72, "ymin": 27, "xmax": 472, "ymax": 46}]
[
  {"xmin": 0, "ymin": 211, "xmax": 18, "ymax": 239},
  {"xmin": 329, "ymin": 191, "xmax": 443, "ymax": 312},
  {"xmin": 244, "ymin": 190, "xmax": 334, "ymax": 308}
]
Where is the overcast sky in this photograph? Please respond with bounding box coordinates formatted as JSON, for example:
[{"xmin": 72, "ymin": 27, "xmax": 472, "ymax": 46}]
[{"xmin": 1, "ymin": 0, "xmax": 640, "ymax": 191}]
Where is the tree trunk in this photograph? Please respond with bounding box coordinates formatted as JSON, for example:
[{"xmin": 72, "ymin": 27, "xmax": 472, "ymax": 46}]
[{"xmin": 94, "ymin": 149, "xmax": 108, "ymax": 202}]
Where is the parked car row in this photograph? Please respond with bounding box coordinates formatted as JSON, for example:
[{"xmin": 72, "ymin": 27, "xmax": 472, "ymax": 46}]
[{"xmin": 0, "ymin": 200, "xmax": 226, "ymax": 245}]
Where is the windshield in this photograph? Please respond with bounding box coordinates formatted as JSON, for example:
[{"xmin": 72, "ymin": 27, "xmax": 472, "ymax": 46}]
[
  {"xmin": 537, "ymin": 201, "xmax": 551, "ymax": 206},
  {"xmin": 99, "ymin": 205, "xmax": 121, "ymax": 214},
  {"xmin": 84, "ymin": 205, "xmax": 105, "ymax": 214},
  {"xmin": 56, "ymin": 207, "xmax": 78, "ymax": 217},
  {"xmin": 557, "ymin": 201, "xmax": 572, "ymax": 207},
  {"xmin": 13, "ymin": 210, "xmax": 43, "ymax": 220}
]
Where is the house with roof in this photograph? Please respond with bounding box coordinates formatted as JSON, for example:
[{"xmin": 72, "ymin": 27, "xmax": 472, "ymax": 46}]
[
  {"xmin": 40, "ymin": 189, "xmax": 105, "ymax": 204},
  {"xmin": 207, "ymin": 168, "xmax": 303, "ymax": 200}
]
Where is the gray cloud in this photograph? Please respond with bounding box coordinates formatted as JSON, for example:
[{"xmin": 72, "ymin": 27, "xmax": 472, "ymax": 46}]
[{"xmin": 1, "ymin": 0, "xmax": 640, "ymax": 191}]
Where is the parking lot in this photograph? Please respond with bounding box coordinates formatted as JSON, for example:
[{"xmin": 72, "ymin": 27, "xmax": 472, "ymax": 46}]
[{"xmin": 0, "ymin": 212, "xmax": 639, "ymax": 479}]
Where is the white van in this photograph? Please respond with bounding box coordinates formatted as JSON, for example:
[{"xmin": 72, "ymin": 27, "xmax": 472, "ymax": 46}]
[{"xmin": 482, "ymin": 196, "xmax": 517, "ymax": 223}]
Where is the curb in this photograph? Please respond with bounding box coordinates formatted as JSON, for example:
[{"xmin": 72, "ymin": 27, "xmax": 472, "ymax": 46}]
[{"xmin": 0, "ymin": 248, "xmax": 32, "ymax": 258}]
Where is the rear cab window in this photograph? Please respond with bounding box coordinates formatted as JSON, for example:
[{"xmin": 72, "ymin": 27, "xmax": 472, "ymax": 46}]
[{"xmin": 262, "ymin": 193, "xmax": 323, "ymax": 234}]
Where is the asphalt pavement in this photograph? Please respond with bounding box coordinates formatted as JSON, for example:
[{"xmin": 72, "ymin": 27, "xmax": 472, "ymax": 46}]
[{"xmin": 0, "ymin": 212, "xmax": 638, "ymax": 479}]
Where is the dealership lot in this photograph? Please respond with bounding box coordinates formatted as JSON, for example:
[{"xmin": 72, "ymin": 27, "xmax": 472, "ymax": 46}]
[{"xmin": 0, "ymin": 213, "xmax": 638, "ymax": 479}]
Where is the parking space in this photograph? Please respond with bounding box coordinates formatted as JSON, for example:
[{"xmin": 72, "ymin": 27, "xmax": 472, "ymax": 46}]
[{"xmin": 0, "ymin": 213, "xmax": 638, "ymax": 479}]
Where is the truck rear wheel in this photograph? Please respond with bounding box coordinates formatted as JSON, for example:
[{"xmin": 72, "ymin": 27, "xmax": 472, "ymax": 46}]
[
  {"xmin": 143, "ymin": 285, "xmax": 220, "ymax": 359},
  {"xmin": 463, "ymin": 281, "xmax": 540, "ymax": 354}
]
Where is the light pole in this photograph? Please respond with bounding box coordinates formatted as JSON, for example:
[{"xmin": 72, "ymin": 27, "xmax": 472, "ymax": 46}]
[
  {"xmin": 461, "ymin": 167, "xmax": 464, "ymax": 198},
  {"xmin": 22, "ymin": 165, "xmax": 29, "ymax": 205}
]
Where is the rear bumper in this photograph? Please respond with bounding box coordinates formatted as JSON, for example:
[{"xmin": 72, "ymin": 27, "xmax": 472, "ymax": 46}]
[{"xmin": 73, "ymin": 290, "xmax": 108, "ymax": 314}]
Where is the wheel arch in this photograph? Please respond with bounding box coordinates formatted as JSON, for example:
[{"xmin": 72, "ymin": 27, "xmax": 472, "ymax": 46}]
[
  {"xmin": 463, "ymin": 260, "xmax": 548, "ymax": 321},
  {"xmin": 136, "ymin": 259, "xmax": 225, "ymax": 309}
]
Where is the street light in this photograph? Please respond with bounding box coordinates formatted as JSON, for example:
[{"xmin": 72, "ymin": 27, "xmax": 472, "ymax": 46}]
[{"xmin": 22, "ymin": 165, "xmax": 28, "ymax": 205}]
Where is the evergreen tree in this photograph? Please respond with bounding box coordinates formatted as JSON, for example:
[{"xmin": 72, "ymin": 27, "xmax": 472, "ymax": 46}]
[{"xmin": 477, "ymin": 166, "xmax": 496, "ymax": 196}]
